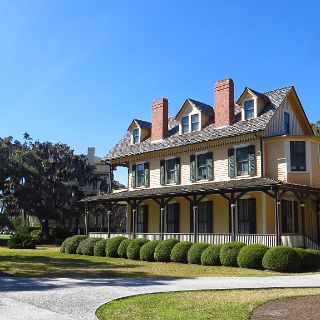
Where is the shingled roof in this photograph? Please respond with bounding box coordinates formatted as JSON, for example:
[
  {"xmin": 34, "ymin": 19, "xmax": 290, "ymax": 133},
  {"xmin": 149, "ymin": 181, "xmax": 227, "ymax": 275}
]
[
  {"xmin": 188, "ymin": 99, "xmax": 214, "ymax": 117},
  {"xmin": 105, "ymin": 86, "xmax": 293, "ymax": 161}
]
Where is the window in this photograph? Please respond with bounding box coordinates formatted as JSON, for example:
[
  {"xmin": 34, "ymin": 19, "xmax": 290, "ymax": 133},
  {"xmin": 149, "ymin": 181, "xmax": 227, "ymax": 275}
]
[
  {"xmin": 198, "ymin": 201, "xmax": 213, "ymax": 233},
  {"xmin": 244, "ymin": 100, "xmax": 254, "ymax": 120},
  {"xmin": 181, "ymin": 116, "xmax": 189, "ymax": 133},
  {"xmin": 190, "ymin": 152, "xmax": 213, "ymax": 182},
  {"xmin": 166, "ymin": 203, "xmax": 180, "ymax": 233},
  {"xmin": 284, "ymin": 112, "xmax": 290, "ymax": 134},
  {"xmin": 236, "ymin": 147, "xmax": 249, "ymax": 176},
  {"xmin": 160, "ymin": 158, "xmax": 180, "ymax": 185},
  {"xmin": 132, "ymin": 128, "xmax": 139, "ymax": 144},
  {"xmin": 137, "ymin": 205, "xmax": 148, "ymax": 233},
  {"xmin": 131, "ymin": 163, "xmax": 149, "ymax": 188},
  {"xmin": 281, "ymin": 200, "xmax": 298, "ymax": 233},
  {"xmin": 238, "ymin": 199, "xmax": 256, "ymax": 234},
  {"xmin": 290, "ymin": 141, "xmax": 306, "ymax": 171},
  {"xmin": 191, "ymin": 114, "xmax": 199, "ymax": 131}
]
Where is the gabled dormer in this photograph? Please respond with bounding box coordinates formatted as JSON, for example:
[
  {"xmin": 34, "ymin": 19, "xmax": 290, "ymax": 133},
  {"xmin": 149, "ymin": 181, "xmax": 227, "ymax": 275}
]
[
  {"xmin": 175, "ymin": 99, "xmax": 213, "ymax": 135},
  {"xmin": 237, "ymin": 87, "xmax": 270, "ymax": 121},
  {"xmin": 128, "ymin": 119, "xmax": 151, "ymax": 145}
]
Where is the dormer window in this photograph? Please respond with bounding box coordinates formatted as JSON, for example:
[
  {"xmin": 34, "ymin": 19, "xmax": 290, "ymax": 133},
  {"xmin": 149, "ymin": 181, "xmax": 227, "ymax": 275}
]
[
  {"xmin": 191, "ymin": 114, "xmax": 199, "ymax": 131},
  {"xmin": 181, "ymin": 116, "xmax": 189, "ymax": 133},
  {"xmin": 244, "ymin": 100, "xmax": 254, "ymax": 120},
  {"xmin": 132, "ymin": 128, "xmax": 140, "ymax": 144}
]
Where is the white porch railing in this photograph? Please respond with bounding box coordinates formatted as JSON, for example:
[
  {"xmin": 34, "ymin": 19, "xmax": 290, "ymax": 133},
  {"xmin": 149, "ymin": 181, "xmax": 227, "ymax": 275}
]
[{"xmin": 89, "ymin": 232, "xmax": 319, "ymax": 249}]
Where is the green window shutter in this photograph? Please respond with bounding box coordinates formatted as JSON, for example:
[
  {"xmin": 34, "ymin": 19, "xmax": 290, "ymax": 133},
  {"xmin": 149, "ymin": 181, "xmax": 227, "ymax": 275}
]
[
  {"xmin": 206, "ymin": 201, "xmax": 213, "ymax": 233},
  {"xmin": 131, "ymin": 164, "xmax": 136, "ymax": 188},
  {"xmin": 160, "ymin": 160, "xmax": 165, "ymax": 185},
  {"xmin": 248, "ymin": 145, "xmax": 256, "ymax": 176},
  {"xmin": 281, "ymin": 199, "xmax": 288, "ymax": 233},
  {"xmin": 190, "ymin": 155, "xmax": 196, "ymax": 182},
  {"xmin": 143, "ymin": 205, "xmax": 149, "ymax": 233},
  {"xmin": 294, "ymin": 201, "xmax": 299, "ymax": 233},
  {"xmin": 144, "ymin": 162, "xmax": 150, "ymax": 187},
  {"xmin": 174, "ymin": 158, "xmax": 181, "ymax": 184},
  {"xmin": 206, "ymin": 152, "xmax": 213, "ymax": 180},
  {"xmin": 174, "ymin": 203, "xmax": 180, "ymax": 233},
  {"xmin": 248, "ymin": 198, "xmax": 256, "ymax": 234},
  {"xmin": 189, "ymin": 202, "xmax": 194, "ymax": 233},
  {"xmin": 228, "ymin": 148, "xmax": 235, "ymax": 178}
]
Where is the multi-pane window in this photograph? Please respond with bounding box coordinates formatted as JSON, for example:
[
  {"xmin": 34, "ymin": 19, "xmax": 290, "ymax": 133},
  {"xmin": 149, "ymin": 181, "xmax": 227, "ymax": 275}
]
[
  {"xmin": 198, "ymin": 201, "xmax": 213, "ymax": 233},
  {"xmin": 166, "ymin": 159, "xmax": 176, "ymax": 184},
  {"xmin": 181, "ymin": 116, "xmax": 189, "ymax": 133},
  {"xmin": 132, "ymin": 163, "xmax": 149, "ymax": 188},
  {"xmin": 191, "ymin": 114, "xmax": 199, "ymax": 131},
  {"xmin": 197, "ymin": 153, "xmax": 210, "ymax": 180},
  {"xmin": 137, "ymin": 205, "xmax": 148, "ymax": 233},
  {"xmin": 190, "ymin": 152, "xmax": 213, "ymax": 182},
  {"xmin": 244, "ymin": 100, "xmax": 254, "ymax": 120},
  {"xmin": 236, "ymin": 147, "xmax": 249, "ymax": 176},
  {"xmin": 166, "ymin": 203, "xmax": 180, "ymax": 233},
  {"xmin": 238, "ymin": 199, "xmax": 256, "ymax": 234},
  {"xmin": 281, "ymin": 200, "xmax": 298, "ymax": 233},
  {"xmin": 136, "ymin": 164, "xmax": 145, "ymax": 187},
  {"xmin": 132, "ymin": 128, "xmax": 139, "ymax": 144},
  {"xmin": 290, "ymin": 141, "xmax": 306, "ymax": 171},
  {"xmin": 284, "ymin": 112, "xmax": 290, "ymax": 134}
]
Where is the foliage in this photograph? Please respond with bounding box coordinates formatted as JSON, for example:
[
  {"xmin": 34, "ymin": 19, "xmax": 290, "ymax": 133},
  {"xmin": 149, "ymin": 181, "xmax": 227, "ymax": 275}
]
[
  {"xmin": 262, "ymin": 246, "xmax": 301, "ymax": 272},
  {"xmin": 220, "ymin": 242, "xmax": 246, "ymax": 267},
  {"xmin": 30, "ymin": 229, "xmax": 45, "ymax": 244},
  {"xmin": 50, "ymin": 227, "xmax": 73, "ymax": 245},
  {"xmin": 105, "ymin": 236, "xmax": 127, "ymax": 258},
  {"xmin": 170, "ymin": 242, "xmax": 193, "ymax": 264},
  {"xmin": 294, "ymin": 248, "xmax": 313, "ymax": 270},
  {"xmin": 7, "ymin": 233, "xmax": 36, "ymax": 249},
  {"xmin": 154, "ymin": 238, "xmax": 179, "ymax": 262},
  {"xmin": 117, "ymin": 239, "xmax": 133, "ymax": 258},
  {"xmin": 187, "ymin": 243, "xmax": 210, "ymax": 264},
  {"xmin": 311, "ymin": 121, "xmax": 320, "ymax": 136},
  {"xmin": 306, "ymin": 249, "xmax": 320, "ymax": 269},
  {"xmin": 60, "ymin": 237, "xmax": 72, "ymax": 253},
  {"xmin": 140, "ymin": 240, "xmax": 162, "ymax": 262},
  {"xmin": 201, "ymin": 244, "xmax": 222, "ymax": 266},
  {"xmin": 94, "ymin": 239, "xmax": 108, "ymax": 257},
  {"xmin": 76, "ymin": 237, "xmax": 102, "ymax": 256},
  {"xmin": 64, "ymin": 235, "xmax": 87, "ymax": 254},
  {"xmin": 237, "ymin": 244, "xmax": 269, "ymax": 269},
  {"xmin": 127, "ymin": 238, "xmax": 149, "ymax": 260}
]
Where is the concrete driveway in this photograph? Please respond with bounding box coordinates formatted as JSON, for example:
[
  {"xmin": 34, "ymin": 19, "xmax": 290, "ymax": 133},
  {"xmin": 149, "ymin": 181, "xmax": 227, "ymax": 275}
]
[{"xmin": 1, "ymin": 275, "xmax": 320, "ymax": 320}]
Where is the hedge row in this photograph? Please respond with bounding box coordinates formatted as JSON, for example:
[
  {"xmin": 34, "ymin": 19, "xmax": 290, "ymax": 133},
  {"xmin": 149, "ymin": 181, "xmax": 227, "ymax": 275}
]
[{"xmin": 60, "ymin": 236, "xmax": 320, "ymax": 273}]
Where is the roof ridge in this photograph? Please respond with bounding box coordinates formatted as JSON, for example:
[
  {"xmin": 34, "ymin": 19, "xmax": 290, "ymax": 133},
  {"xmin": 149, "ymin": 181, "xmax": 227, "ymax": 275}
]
[
  {"xmin": 188, "ymin": 98, "xmax": 212, "ymax": 107},
  {"xmin": 262, "ymin": 85, "xmax": 293, "ymax": 95}
]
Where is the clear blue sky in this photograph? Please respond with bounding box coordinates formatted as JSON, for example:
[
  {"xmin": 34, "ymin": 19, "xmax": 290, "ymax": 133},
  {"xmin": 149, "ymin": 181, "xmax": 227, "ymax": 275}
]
[{"xmin": 0, "ymin": 1, "xmax": 319, "ymax": 185}]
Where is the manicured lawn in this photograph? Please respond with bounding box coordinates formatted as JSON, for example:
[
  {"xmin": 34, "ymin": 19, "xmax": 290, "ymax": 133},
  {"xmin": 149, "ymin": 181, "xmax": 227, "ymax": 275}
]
[
  {"xmin": 0, "ymin": 246, "xmax": 296, "ymax": 278},
  {"xmin": 0, "ymin": 235, "xmax": 11, "ymax": 240},
  {"xmin": 96, "ymin": 288, "xmax": 320, "ymax": 320}
]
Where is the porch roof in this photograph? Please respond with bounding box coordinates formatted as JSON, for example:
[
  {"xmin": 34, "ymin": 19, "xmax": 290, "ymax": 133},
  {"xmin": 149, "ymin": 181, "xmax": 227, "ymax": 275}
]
[{"xmin": 83, "ymin": 178, "xmax": 320, "ymax": 204}]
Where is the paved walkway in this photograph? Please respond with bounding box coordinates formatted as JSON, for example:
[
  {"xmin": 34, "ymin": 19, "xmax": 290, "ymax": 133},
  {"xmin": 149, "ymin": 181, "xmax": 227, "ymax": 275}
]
[{"xmin": 1, "ymin": 275, "xmax": 320, "ymax": 320}]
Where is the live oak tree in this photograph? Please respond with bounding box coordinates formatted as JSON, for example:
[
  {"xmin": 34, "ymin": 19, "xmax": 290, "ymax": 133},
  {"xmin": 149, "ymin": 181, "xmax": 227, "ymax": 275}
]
[{"xmin": 311, "ymin": 121, "xmax": 320, "ymax": 136}]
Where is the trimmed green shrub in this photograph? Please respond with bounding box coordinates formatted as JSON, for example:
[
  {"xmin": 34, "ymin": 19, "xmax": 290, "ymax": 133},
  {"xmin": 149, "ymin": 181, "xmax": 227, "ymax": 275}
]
[
  {"xmin": 105, "ymin": 236, "xmax": 127, "ymax": 258},
  {"xmin": 170, "ymin": 242, "xmax": 193, "ymax": 263},
  {"xmin": 117, "ymin": 239, "xmax": 133, "ymax": 258},
  {"xmin": 154, "ymin": 238, "xmax": 179, "ymax": 262},
  {"xmin": 140, "ymin": 240, "xmax": 162, "ymax": 262},
  {"xmin": 237, "ymin": 244, "xmax": 269, "ymax": 269},
  {"xmin": 76, "ymin": 237, "xmax": 102, "ymax": 256},
  {"xmin": 60, "ymin": 237, "xmax": 72, "ymax": 253},
  {"xmin": 187, "ymin": 243, "xmax": 210, "ymax": 265},
  {"xmin": 201, "ymin": 244, "xmax": 222, "ymax": 266},
  {"xmin": 220, "ymin": 242, "xmax": 246, "ymax": 267},
  {"xmin": 64, "ymin": 235, "xmax": 88, "ymax": 254},
  {"xmin": 7, "ymin": 233, "xmax": 36, "ymax": 249},
  {"xmin": 262, "ymin": 246, "xmax": 301, "ymax": 272},
  {"xmin": 306, "ymin": 249, "xmax": 320, "ymax": 269},
  {"xmin": 294, "ymin": 248, "xmax": 313, "ymax": 270},
  {"xmin": 127, "ymin": 238, "xmax": 150, "ymax": 260},
  {"xmin": 93, "ymin": 239, "xmax": 108, "ymax": 257}
]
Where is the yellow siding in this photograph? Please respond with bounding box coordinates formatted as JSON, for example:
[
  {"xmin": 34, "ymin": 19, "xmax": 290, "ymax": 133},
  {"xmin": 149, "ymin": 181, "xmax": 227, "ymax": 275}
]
[
  {"xmin": 311, "ymin": 141, "xmax": 320, "ymax": 188},
  {"xmin": 265, "ymin": 140, "xmax": 286, "ymax": 181},
  {"xmin": 287, "ymin": 172, "xmax": 310, "ymax": 185}
]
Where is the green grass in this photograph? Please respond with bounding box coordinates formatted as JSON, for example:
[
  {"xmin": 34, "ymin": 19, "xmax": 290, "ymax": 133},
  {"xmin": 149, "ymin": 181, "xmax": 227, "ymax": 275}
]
[
  {"xmin": 0, "ymin": 235, "xmax": 11, "ymax": 240},
  {"xmin": 0, "ymin": 246, "xmax": 299, "ymax": 278},
  {"xmin": 96, "ymin": 288, "xmax": 320, "ymax": 320}
]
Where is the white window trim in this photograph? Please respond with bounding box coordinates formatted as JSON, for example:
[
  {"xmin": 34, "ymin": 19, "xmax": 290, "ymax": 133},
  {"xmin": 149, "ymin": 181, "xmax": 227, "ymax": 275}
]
[
  {"xmin": 133, "ymin": 161, "xmax": 147, "ymax": 189},
  {"xmin": 179, "ymin": 110, "xmax": 202, "ymax": 134},
  {"xmin": 233, "ymin": 143, "xmax": 251, "ymax": 177},
  {"xmin": 285, "ymin": 140, "xmax": 311, "ymax": 173},
  {"xmin": 164, "ymin": 157, "xmax": 177, "ymax": 186},
  {"xmin": 194, "ymin": 150, "xmax": 211, "ymax": 183},
  {"xmin": 241, "ymin": 97, "xmax": 257, "ymax": 121},
  {"xmin": 131, "ymin": 126, "xmax": 141, "ymax": 145}
]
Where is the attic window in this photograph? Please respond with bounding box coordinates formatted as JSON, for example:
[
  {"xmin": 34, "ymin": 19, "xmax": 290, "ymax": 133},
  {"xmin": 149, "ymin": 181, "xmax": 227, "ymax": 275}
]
[
  {"xmin": 191, "ymin": 114, "xmax": 199, "ymax": 131},
  {"xmin": 244, "ymin": 100, "xmax": 254, "ymax": 120},
  {"xmin": 181, "ymin": 116, "xmax": 189, "ymax": 133},
  {"xmin": 132, "ymin": 128, "xmax": 140, "ymax": 144}
]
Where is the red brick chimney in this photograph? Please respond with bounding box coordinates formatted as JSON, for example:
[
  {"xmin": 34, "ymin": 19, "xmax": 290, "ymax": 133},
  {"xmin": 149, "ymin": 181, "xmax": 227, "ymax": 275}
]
[
  {"xmin": 151, "ymin": 98, "xmax": 168, "ymax": 142},
  {"xmin": 214, "ymin": 78, "xmax": 234, "ymax": 128}
]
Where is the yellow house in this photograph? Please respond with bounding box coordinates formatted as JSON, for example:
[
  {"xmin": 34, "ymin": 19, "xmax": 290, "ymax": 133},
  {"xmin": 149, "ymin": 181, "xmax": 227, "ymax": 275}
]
[{"xmin": 87, "ymin": 78, "xmax": 320, "ymax": 248}]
